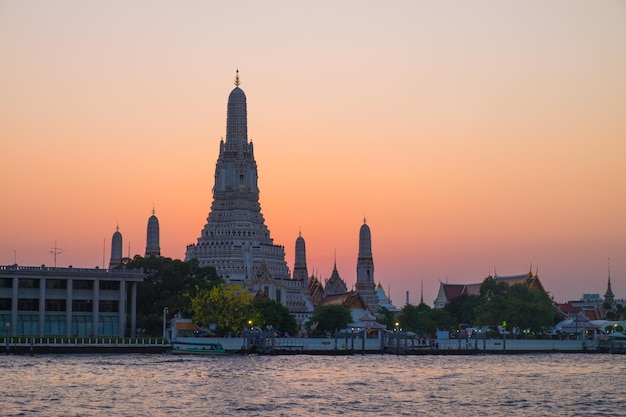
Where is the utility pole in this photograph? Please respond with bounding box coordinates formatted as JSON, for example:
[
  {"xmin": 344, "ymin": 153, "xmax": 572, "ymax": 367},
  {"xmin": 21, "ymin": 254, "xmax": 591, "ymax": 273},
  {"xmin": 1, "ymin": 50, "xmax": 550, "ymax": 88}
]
[{"xmin": 50, "ymin": 241, "xmax": 62, "ymax": 267}]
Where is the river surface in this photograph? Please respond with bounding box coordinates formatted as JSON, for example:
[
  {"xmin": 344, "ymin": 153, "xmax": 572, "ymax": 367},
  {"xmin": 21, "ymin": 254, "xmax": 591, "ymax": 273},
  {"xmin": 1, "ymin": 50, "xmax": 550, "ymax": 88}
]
[{"xmin": 2, "ymin": 353, "xmax": 625, "ymax": 416}]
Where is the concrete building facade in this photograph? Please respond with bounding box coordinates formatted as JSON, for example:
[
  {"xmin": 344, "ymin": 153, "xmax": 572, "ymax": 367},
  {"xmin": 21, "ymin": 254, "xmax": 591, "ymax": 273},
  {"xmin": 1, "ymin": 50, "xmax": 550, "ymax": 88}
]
[{"xmin": 0, "ymin": 265, "xmax": 144, "ymax": 337}]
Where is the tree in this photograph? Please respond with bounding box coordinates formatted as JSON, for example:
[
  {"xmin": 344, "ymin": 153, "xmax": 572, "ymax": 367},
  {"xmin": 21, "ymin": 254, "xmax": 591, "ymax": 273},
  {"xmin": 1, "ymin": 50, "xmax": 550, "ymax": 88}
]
[
  {"xmin": 397, "ymin": 303, "xmax": 421, "ymax": 332},
  {"xmin": 422, "ymin": 307, "xmax": 456, "ymax": 337},
  {"xmin": 251, "ymin": 298, "xmax": 298, "ymax": 336},
  {"xmin": 119, "ymin": 256, "xmax": 222, "ymax": 336},
  {"xmin": 445, "ymin": 294, "xmax": 482, "ymax": 326},
  {"xmin": 505, "ymin": 284, "xmax": 558, "ymax": 335},
  {"xmin": 474, "ymin": 279, "xmax": 558, "ymax": 337},
  {"xmin": 306, "ymin": 305, "xmax": 352, "ymax": 336},
  {"xmin": 376, "ymin": 306, "xmax": 396, "ymax": 330},
  {"xmin": 474, "ymin": 279, "xmax": 509, "ymax": 328},
  {"xmin": 189, "ymin": 284, "xmax": 254, "ymax": 336}
]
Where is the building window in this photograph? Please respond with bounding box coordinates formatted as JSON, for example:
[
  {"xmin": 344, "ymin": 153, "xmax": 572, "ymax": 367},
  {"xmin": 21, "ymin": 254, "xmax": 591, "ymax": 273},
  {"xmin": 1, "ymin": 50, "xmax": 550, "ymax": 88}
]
[
  {"xmin": 276, "ymin": 290, "xmax": 281, "ymax": 303},
  {"xmin": 0, "ymin": 298, "xmax": 11, "ymax": 310},
  {"xmin": 45, "ymin": 299, "xmax": 67, "ymax": 312},
  {"xmin": 72, "ymin": 299, "xmax": 93, "ymax": 312},
  {"xmin": 18, "ymin": 298, "xmax": 39, "ymax": 311},
  {"xmin": 19, "ymin": 279, "xmax": 40, "ymax": 289},
  {"xmin": 99, "ymin": 281, "xmax": 120, "ymax": 291},
  {"xmin": 99, "ymin": 300, "xmax": 119, "ymax": 312},
  {"xmin": 73, "ymin": 280, "xmax": 93, "ymax": 290},
  {"xmin": 0, "ymin": 278, "xmax": 12, "ymax": 288},
  {"xmin": 46, "ymin": 279, "xmax": 67, "ymax": 290}
]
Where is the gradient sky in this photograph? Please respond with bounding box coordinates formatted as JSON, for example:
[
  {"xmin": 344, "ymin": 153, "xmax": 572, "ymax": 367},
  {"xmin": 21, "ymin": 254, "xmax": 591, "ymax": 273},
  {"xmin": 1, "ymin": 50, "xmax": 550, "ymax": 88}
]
[{"xmin": 1, "ymin": 1, "xmax": 625, "ymax": 306}]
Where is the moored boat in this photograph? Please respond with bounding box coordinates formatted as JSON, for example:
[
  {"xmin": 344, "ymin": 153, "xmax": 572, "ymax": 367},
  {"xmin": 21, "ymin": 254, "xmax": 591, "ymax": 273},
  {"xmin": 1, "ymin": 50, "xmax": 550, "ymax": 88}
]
[
  {"xmin": 172, "ymin": 339, "xmax": 226, "ymax": 355},
  {"xmin": 168, "ymin": 316, "xmax": 227, "ymax": 355}
]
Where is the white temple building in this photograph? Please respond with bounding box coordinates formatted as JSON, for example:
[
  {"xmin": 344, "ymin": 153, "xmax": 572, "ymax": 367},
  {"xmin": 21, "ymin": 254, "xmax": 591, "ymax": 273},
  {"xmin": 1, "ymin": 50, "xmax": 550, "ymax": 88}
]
[
  {"xmin": 185, "ymin": 72, "xmax": 312, "ymax": 325},
  {"xmin": 145, "ymin": 207, "xmax": 161, "ymax": 257}
]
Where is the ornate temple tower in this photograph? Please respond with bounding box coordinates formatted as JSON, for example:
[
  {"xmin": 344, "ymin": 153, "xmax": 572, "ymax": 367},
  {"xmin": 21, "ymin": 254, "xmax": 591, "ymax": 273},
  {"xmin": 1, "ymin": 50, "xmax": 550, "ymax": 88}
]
[
  {"xmin": 109, "ymin": 226, "xmax": 122, "ymax": 268},
  {"xmin": 355, "ymin": 218, "xmax": 378, "ymax": 311},
  {"xmin": 185, "ymin": 72, "xmax": 291, "ymax": 285},
  {"xmin": 325, "ymin": 251, "xmax": 348, "ymax": 295},
  {"xmin": 145, "ymin": 208, "xmax": 161, "ymax": 257},
  {"xmin": 604, "ymin": 259, "xmax": 615, "ymax": 305},
  {"xmin": 185, "ymin": 72, "xmax": 313, "ymax": 327},
  {"xmin": 292, "ymin": 231, "xmax": 308, "ymax": 282}
]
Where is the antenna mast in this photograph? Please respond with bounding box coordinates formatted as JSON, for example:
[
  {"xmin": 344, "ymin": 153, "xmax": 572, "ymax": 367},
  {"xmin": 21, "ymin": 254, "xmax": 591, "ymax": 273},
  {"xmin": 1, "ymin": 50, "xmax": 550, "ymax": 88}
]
[{"xmin": 50, "ymin": 241, "xmax": 62, "ymax": 267}]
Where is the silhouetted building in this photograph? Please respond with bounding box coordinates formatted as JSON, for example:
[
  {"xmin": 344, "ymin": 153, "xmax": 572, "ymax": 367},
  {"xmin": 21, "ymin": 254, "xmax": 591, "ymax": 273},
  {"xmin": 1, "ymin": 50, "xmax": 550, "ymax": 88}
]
[{"xmin": 145, "ymin": 208, "xmax": 161, "ymax": 257}]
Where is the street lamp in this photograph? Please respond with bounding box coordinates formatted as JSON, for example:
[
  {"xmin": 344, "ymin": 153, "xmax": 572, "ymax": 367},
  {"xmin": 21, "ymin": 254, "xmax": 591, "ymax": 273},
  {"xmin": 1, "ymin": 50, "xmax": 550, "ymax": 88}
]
[
  {"xmin": 163, "ymin": 307, "xmax": 169, "ymax": 341},
  {"xmin": 5, "ymin": 322, "xmax": 10, "ymax": 351}
]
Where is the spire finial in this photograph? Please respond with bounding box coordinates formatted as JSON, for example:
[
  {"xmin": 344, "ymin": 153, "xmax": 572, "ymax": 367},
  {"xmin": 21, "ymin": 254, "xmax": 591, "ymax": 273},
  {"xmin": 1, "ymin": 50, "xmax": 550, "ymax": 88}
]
[
  {"xmin": 234, "ymin": 68, "xmax": 240, "ymax": 87},
  {"xmin": 152, "ymin": 204, "xmax": 155, "ymax": 216},
  {"xmin": 116, "ymin": 222, "xmax": 119, "ymax": 232},
  {"xmin": 333, "ymin": 249, "xmax": 337, "ymax": 267}
]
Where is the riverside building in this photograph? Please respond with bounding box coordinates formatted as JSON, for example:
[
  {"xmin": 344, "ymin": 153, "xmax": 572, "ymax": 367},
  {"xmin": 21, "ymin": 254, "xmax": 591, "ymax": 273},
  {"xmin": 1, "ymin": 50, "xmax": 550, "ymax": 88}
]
[{"xmin": 0, "ymin": 265, "xmax": 144, "ymax": 337}]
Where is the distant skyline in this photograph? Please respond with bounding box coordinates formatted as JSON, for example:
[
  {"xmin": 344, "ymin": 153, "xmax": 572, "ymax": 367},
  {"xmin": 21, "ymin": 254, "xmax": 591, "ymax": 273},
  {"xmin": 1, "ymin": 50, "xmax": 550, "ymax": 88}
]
[{"xmin": 1, "ymin": 1, "xmax": 625, "ymax": 305}]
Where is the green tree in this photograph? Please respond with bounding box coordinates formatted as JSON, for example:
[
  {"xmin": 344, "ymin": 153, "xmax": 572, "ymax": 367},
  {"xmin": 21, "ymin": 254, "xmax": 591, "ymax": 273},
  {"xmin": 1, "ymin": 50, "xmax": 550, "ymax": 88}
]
[
  {"xmin": 251, "ymin": 298, "xmax": 298, "ymax": 336},
  {"xmin": 474, "ymin": 278, "xmax": 509, "ymax": 327},
  {"xmin": 376, "ymin": 306, "xmax": 396, "ymax": 329},
  {"xmin": 120, "ymin": 256, "xmax": 221, "ymax": 335},
  {"xmin": 306, "ymin": 305, "xmax": 352, "ymax": 336},
  {"xmin": 474, "ymin": 278, "xmax": 558, "ymax": 338},
  {"xmin": 189, "ymin": 284, "xmax": 254, "ymax": 336},
  {"xmin": 445, "ymin": 294, "xmax": 482, "ymax": 326},
  {"xmin": 505, "ymin": 284, "xmax": 558, "ymax": 335},
  {"xmin": 397, "ymin": 303, "xmax": 422, "ymax": 333},
  {"xmin": 422, "ymin": 307, "xmax": 456, "ymax": 337}
]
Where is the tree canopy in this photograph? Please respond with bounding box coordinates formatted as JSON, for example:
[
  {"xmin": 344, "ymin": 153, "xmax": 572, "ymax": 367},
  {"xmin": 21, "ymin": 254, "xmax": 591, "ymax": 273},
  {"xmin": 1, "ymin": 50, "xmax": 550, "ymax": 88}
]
[
  {"xmin": 306, "ymin": 304, "xmax": 352, "ymax": 335},
  {"xmin": 473, "ymin": 280, "xmax": 559, "ymax": 336},
  {"xmin": 189, "ymin": 284, "xmax": 254, "ymax": 336},
  {"xmin": 250, "ymin": 298, "xmax": 298, "ymax": 336},
  {"xmin": 119, "ymin": 256, "xmax": 222, "ymax": 336},
  {"xmin": 396, "ymin": 303, "xmax": 456, "ymax": 337}
]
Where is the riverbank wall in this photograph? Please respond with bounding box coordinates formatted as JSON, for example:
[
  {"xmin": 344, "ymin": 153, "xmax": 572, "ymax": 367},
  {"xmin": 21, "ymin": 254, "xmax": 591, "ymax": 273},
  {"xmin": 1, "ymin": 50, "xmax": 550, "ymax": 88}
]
[{"xmin": 3, "ymin": 336, "xmax": 616, "ymax": 355}]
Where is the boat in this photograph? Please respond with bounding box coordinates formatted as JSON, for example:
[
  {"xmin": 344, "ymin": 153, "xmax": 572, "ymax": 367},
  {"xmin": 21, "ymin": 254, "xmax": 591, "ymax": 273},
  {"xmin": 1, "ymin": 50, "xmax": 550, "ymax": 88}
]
[
  {"xmin": 168, "ymin": 316, "xmax": 227, "ymax": 355},
  {"xmin": 172, "ymin": 340, "xmax": 226, "ymax": 355},
  {"xmin": 597, "ymin": 331, "xmax": 626, "ymax": 353}
]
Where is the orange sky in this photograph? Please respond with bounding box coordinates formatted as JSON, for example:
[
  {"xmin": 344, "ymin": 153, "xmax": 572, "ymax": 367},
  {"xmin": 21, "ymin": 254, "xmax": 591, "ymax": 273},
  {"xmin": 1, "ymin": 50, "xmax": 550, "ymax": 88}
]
[{"xmin": 1, "ymin": 1, "xmax": 625, "ymax": 305}]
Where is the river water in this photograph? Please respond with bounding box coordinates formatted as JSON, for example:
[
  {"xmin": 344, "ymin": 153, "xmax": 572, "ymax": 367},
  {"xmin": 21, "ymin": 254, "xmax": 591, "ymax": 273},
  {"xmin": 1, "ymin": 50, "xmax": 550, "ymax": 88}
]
[{"xmin": 2, "ymin": 353, "xmax": 625, "ymax": 416}]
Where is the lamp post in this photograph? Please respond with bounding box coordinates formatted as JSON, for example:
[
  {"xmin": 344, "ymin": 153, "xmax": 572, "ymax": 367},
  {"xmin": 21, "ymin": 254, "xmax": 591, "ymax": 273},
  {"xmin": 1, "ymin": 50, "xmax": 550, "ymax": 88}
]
[
  {"xmin": 163, "ymin": 307, "xmax": 169, "ymax": 341},
  {"xmin": 5, "ymin": 322, "xmax": 10, "ymax": 351}
]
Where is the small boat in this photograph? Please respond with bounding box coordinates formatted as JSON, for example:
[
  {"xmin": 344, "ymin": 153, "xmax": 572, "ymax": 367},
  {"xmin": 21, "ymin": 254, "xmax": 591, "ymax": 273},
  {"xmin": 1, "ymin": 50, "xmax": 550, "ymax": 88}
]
[
  {"xmin": 172, "ymin": 340, "xmax": 226, "ymax": 355},
  {"xmin": 169, "ymin": 316, "xmax": 227, "ymax": 355}
]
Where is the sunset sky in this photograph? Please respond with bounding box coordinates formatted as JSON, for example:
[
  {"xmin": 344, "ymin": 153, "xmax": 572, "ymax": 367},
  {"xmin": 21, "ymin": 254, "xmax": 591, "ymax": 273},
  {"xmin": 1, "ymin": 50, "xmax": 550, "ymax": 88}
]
[{"xmin": 1, "ymin": 1, "xmax": 625, "ymax": 306}]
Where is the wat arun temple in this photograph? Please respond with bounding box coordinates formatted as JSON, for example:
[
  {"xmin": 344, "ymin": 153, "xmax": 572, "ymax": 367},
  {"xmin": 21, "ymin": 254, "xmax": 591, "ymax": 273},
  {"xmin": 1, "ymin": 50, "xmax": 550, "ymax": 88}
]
[{"xmin": 185, "ymin": 72, "xmax": 396, "ymax": 326}]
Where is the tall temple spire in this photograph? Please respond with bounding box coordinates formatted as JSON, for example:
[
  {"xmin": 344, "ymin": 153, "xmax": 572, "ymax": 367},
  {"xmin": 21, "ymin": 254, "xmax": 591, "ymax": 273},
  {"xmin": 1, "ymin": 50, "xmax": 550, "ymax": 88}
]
[
  {"xmin": 185, "ymin": 75, "xmax": 311, "ymax": 327},
  {"xmin": 293, "ymin": 231, "xmax": 308, "ymax": 282},
  {"xmin": 355, "ymin": 219, "xmax": 378, "ymax": 312},
  {"xmin": 605, "ymin": 257, "xmax": 615, "ymax": 304},
  {"xmin": 185, "ymin": 75, "xmax": 289, "ymax": 283},
  {"xmin": 226, "ymin": 69, "xmax": 247, "ymax": 143},
  {"xmin": 145, "ymin": 207, "xmax": 160, "ymax": 257},
  {"xmin": 109, "ymin": 225, "xmax": 123, "ymax": 268}
]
